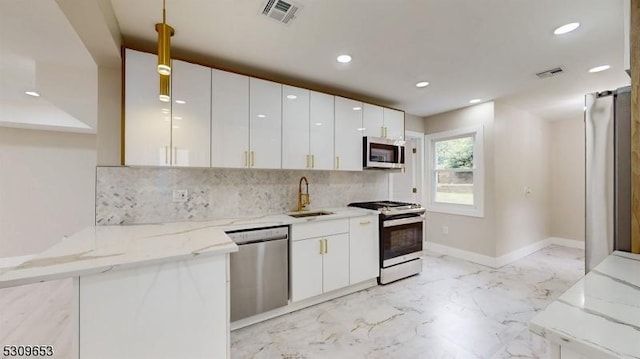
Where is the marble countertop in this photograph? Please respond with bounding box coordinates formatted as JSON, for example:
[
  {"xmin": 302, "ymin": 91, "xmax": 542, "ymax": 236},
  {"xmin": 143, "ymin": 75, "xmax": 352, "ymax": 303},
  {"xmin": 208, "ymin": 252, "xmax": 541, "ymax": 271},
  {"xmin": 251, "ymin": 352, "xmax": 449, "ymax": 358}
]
[
  {"xmin": 529, "ymin": 251, "xmax": 640, "ymax": 359},
  {"xmin": 0, "ymin": 207, "xmax": 376, "ymax": 288}
]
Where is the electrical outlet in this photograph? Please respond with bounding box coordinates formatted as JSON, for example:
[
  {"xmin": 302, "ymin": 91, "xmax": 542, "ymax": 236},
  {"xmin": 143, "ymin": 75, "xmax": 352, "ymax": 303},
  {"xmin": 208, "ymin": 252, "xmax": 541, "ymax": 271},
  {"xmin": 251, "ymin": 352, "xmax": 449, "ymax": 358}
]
[
  {"xmin": 442, "ymin": 226, "xmax": 449, "ymax": 235},
  {"xmin": 172, "ymin": 189, "xmax": 188, "ymax": 202}
]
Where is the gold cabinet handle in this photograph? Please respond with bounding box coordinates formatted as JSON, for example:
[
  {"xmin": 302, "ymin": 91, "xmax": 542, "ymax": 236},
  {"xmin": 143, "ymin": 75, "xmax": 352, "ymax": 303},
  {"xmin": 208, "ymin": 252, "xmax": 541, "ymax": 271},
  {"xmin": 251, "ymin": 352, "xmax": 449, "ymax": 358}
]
[
  {"xmin": 244, "ymin": 151, "xmax": 248, "ymax": 167},
  {"xmin": 336, "ymin": 156, "xmax": 340, "ymax": 170},
  {"xmin": 251, "ymin": 151, "xmax": 255, "ymax": 167},
  {"xmin": 306, "ymin": 154, "xmax": 310, "ymax": 169},
  {"xmin": 165, "ymin": 146, "xmax": 169, "ymax": 165},
  {"xmin": 360, "ymin": 221, "xmax": 371, "ymax": 225},
  {"xmin": 311, "ymin": 154, "xmax": 315, "ymax": 168},
  {"xmin": 319, "ymin": 239, "xmax": 324, "ymax": 255},
  {"xmin": 324, "ymin": 238, "xmax": 328, "ymax": 254}
]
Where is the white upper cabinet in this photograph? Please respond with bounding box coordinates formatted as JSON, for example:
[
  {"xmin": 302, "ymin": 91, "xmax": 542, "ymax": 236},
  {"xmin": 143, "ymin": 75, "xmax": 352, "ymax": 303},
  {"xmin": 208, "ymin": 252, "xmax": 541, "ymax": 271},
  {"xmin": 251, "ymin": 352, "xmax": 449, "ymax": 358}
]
[
  {"xmin": 249, "ymin": 78, "xmax": 282, "ymax": 169},
  {"xmin": 363, "ymin": 103, "xmax": 384, "ymax": 138},
  {"xmin": 124, "ymin": 49, "xmax": 211, "ymax": 167},
  {"xmin": 124, "ymin": 49, "xmax": 171, "ymax": 166},
  {"xmin": 309, "ymin": 91, "xmax": 335, "ymax": 170},
  {"xmin": 334, "ymin": 96, "xmax": 363, "ymax": 171},
  {"xmin": 282, "ymin": 85, "xmax": 310, "ymax": 169},
  {"xmin": 383, "ymin": 107, "xmax": 405, "ymax": 140},
  {"xmin": 170, "ymin": 59, "xmax": 211, "ymax": 167},
  {"xmin": 283, "ymin": 87, "xmax": 335, "ymax": 170},
  {"xmin": 211, "ymin": 69, "xmax": 249, "ymax": 168}
]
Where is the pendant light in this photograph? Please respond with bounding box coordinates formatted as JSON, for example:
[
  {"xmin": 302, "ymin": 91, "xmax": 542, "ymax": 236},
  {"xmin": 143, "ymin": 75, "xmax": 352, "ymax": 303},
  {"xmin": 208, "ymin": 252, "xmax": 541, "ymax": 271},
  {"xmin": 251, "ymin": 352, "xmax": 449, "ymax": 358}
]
[
  {"xmin": 159, "ymin": 74, "xmax": 170, "ymax": 102},
  {"xmin": 155, "ymin": 0, "xmax": 174, "ymax": 76}
]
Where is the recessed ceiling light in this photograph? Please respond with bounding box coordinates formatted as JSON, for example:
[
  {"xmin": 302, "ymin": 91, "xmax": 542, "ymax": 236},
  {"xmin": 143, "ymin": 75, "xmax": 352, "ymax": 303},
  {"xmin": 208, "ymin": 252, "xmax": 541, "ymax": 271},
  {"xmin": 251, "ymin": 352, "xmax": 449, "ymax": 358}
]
[
  {"xmin": 352, "ymin": 106, "xmax": 362, "ymax": 111},
  {"xmin": 553, "ymin": 22, "xmax": 580, "ymax": 35},
  {"xmin": 175, "ymin": 100, "xmax": 186, "ymax": 104},
  {"xmin": 415, "ymin": 81, "xmax": 430, "ymax": 88},
  {"xmin": 469, "ymin": 99, "xmax": 482, "ymax": 104},
  {"xmin": 337, "ymin": 54, "xmax": 352, "ymax": 63},
  {"xmin": 286, "ymin": 95, "xmax": 297, "ymax": 100},
  {"xmin": 588, "ymin": 65, "xmax": 611, "ymax": 73},
  {"xmin": 257, "ymin": 114, "xmax": 266, "ymax": 118},
  {"xmin": 25, "ymin": 91, "xmax": 40, "ymax": 97}
]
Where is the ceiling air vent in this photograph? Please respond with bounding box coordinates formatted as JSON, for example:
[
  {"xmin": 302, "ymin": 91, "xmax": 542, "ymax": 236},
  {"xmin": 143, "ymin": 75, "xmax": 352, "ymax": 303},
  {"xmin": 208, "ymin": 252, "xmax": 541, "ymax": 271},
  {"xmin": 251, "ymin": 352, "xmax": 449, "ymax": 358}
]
[
  {"xmin": 536, "ymin": 67, "xmax": 565, "ymax": 79},
  {"xmin": 261, "ymin": 0, "xmax": 302, "ymax": 25}
]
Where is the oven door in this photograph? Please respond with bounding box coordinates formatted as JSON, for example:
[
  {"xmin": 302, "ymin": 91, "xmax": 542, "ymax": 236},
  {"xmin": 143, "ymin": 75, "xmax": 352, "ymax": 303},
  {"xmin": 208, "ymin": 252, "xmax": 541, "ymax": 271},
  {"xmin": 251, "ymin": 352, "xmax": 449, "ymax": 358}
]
[{"xmin": 381, "ymin": 215, "xmax": 424, "ymax": 267}]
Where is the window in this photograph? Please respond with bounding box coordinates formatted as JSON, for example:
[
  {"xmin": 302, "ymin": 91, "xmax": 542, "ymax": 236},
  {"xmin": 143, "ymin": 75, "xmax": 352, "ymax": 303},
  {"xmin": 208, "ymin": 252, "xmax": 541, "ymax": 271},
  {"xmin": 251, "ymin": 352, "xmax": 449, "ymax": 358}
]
[{"xmin": 425, "ymin": 126, "xmax": 484, "ymax": 217}]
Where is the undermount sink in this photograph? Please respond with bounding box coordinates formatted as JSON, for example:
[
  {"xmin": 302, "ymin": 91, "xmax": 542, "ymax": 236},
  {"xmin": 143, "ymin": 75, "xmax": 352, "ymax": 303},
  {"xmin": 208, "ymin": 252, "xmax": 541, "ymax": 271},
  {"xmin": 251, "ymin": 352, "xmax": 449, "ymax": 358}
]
[{"xmin": 288, "ymin": 210, "xmax": 334, "ymax": 218}]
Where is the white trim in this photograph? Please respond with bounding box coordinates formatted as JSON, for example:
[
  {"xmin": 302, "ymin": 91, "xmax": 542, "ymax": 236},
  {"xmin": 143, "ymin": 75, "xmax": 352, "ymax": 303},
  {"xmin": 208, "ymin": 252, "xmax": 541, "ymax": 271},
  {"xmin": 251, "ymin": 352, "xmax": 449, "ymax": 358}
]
[
  {"xmin": 495, "ymin": 240, "xmax": 552, "ymax": 267},
  {"xmin": 425, "ymin": 126, "xmax": 484, "ymax": 218},
  {"xmin": 424, "ymin": 241, "xmax": 498, "ymax": 268},
  {"xmin": 547, "ymin": 237, "xmax": 585, "ymax": 249},
  {"xmin": 425, "ymin": 237, "xmax": 585, "ymax": 268},
  {"xmin": 0, "ymin": 254, "xmax": 35, "ymax": 269}
]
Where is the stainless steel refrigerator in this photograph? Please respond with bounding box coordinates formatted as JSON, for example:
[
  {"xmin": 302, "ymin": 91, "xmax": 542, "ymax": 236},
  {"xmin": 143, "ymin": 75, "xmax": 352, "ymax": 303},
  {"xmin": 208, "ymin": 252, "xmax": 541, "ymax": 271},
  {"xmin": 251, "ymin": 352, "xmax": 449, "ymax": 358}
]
[{"xmin": 585, "ymin": 86, "xmax": 631, "ymax": 272}]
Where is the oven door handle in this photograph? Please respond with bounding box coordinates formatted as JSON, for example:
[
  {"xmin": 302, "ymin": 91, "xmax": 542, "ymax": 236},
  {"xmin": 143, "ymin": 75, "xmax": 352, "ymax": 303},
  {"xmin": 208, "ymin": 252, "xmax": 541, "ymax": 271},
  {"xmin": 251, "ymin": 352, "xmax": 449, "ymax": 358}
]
[{"xmin": 383, "ymin": 215, "xmax": 425, "ymax": 227}]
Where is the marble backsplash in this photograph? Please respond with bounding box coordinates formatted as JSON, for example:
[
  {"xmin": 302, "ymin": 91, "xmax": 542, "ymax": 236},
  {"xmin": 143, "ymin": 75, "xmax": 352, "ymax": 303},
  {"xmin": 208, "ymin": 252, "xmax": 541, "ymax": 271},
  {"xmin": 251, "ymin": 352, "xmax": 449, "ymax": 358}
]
[{"xmin": 96, "ymin": 167, "xmax": 389, "ymax": 225}]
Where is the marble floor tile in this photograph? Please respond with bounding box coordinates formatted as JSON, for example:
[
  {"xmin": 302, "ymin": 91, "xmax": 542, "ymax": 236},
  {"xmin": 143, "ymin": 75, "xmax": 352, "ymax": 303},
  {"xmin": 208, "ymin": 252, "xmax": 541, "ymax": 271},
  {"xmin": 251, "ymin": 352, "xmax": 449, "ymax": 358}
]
[
  {"xmin": 231, "ymin": 245, "xmax": 584, "ymax": 359},
  {"xmin": 0, "ymin": 245, "xmax": 584, "ymax": 359}
]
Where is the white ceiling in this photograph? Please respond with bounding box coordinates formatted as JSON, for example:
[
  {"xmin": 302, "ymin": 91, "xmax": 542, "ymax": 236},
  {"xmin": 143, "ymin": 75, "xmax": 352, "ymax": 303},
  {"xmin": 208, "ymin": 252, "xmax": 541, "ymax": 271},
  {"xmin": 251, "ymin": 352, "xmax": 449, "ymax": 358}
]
[
  {"xmin": 0, "ymin": 0, "xmax": 632, "ymax": 134},
  {"xmin": 0, "ymin": 0, "xmax": 98, "ymax": 133},
  {"xmin": 109, "ymin": 0, "xmax": 630, "ymax": 121}
]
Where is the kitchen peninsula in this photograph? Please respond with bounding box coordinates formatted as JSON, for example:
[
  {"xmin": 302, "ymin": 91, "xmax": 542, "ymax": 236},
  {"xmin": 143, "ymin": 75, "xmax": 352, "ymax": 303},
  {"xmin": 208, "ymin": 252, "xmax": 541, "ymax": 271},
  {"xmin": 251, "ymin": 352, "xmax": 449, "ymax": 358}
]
[
  {"xmin": 0, "ymin": 221, "xmax": 238, "ymax": 359},
  {"xmin": 529, "ymin": 251, "xmax": 640, "ymax": 359}
]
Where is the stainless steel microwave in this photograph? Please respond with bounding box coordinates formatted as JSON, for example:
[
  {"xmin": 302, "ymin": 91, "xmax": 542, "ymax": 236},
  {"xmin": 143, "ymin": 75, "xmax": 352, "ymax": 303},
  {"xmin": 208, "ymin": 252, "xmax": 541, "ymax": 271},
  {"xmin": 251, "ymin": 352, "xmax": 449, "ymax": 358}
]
[{"xmin": 363, "ymin": 136, "xmax": 405, "ymax": 169}]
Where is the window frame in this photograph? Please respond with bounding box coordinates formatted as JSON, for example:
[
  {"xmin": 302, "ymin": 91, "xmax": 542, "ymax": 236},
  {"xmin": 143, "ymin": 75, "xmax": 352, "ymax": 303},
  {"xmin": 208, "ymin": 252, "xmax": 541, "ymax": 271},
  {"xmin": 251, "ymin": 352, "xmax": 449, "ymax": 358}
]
[{"xmin": 424, "ymin": 126, "xmax": 485, "ymax": 217}]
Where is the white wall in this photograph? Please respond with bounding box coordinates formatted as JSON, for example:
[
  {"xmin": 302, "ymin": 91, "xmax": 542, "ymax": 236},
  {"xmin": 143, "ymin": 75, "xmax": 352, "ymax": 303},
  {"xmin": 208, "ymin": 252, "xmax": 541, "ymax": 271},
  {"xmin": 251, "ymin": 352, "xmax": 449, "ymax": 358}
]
[
  {"xmin": 0, "ymin": 127, "xmax": 96, "ymax": 258},
  {"xmin": 493, "ymin": 103, "xmax": 550, "ymax": 256},
  {"xmin": 423, "ymin": 102, "xmax": 496, "ymax": 257},
  {"xmin": 549, "ymin": 117, "xmax": 585, "ymax": 242},
  {"xmin": 405, "ymin": 113, "xmax": 425, "ymax": 133}
]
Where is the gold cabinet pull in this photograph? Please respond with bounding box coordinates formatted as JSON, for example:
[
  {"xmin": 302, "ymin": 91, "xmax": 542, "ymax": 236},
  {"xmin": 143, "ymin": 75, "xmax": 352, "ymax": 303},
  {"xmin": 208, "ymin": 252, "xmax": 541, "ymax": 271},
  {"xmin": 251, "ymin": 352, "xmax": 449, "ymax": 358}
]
[
  {"xmin": 360, "ymin": 221, "xmax": 371, "ymax": 225},
  {"xmin": 165, "ymin": 146, "xmax": 169, "ymax": 165},
  {"xmin": 311, "ymin": 154, "xmax": 315, "ymax": 168},
  {"xmin": 244, "ymin": 151, "xmax": 248, "ymax": 167},
  {"xmin": 319, "ymin": 239, "xmax": 324, "ymax": 255},
  {"xmin": 306, "ymin": 154, "xmax": 310, "ymax": 168},
  {"xmin": 336, "ymin": 156, "xmax": 340, "ymax": 170},
  {"xmin": 251, "ymin": 151, "xmax": 255, "ymax": 167},
  {"xmin": 324, "ymin": 238, "xmax": 328, "ymax": 254}
]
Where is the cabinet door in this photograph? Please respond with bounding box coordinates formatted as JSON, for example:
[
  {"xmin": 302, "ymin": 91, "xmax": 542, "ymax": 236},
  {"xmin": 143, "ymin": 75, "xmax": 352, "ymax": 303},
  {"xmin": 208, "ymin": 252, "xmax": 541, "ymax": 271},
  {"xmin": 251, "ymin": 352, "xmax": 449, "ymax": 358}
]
[
  {"xmin": 349, "ymin": 215, "xmax": 380, "ymax": 284},
  {"xmin": 249, "ymin": 78, "xmax": 282, "ymax": 169},
  {"xmin": 334, "ymin": 97, "xmax": 363, "ymax": 171},
  {"xmin": 383, "ymin": 108, "xmax": 405, "ymax": 140},
  {"xmin": 170, "ymin": 60, "xmax": 211, "ymax": 167},
  {"xmin": 363, "ymin": 103, "xmax": 384, "ymax": 138},
  {"xmin": 124, "ymin": 49, "xmax": 171, "ymax": 166},
  {"xmin": 322, "ymin": 233, "xmax": 350, "ymax": 293},
  {"xmin": 309, "ymin": 91, "xmax": 335, "ymax": 170},
  {"xmin": 282, "ymin": 85, "xmax": 310, "ymax": 169},
  {"xmin": 291, "ymin": 238, "xmax": 323, "ymax": 302},
  {"xmin": 211, "ymin": 69, "xmax": 249, "ymax": 168}
]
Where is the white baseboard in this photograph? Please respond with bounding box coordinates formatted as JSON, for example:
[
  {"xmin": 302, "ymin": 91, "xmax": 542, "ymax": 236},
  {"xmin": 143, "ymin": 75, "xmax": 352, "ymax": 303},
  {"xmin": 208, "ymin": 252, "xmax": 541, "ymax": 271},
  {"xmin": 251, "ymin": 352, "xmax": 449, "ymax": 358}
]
[
  {"xmin": 547, "ymin": 237, "xmax": 585, "ymax": 249},
  {"xmin": 0, "ymin": 254, "xmax": 35, "ymax": 269},
  {"xmin": 425, "ymin": 237, "xmax": 585, "ymax": 268},
  {"xmin": 424, "ymin": 242, "xmax": 499, "ymax": 268}
]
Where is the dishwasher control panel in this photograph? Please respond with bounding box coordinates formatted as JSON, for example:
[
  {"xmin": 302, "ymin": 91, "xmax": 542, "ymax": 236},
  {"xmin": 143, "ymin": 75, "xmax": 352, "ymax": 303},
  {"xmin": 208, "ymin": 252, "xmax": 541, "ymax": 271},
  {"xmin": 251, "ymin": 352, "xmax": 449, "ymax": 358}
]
[{"xmin": 225, "ymin": 226, "xmax": 289, "ymax": 245}]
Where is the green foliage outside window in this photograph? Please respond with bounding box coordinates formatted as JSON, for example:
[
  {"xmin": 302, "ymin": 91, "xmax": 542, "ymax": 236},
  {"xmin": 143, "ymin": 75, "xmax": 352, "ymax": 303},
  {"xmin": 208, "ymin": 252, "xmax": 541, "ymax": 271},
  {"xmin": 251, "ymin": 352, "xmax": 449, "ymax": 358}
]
[{"xmin": 435, "ymin": 136, "xmax": 473, "ymax": 169}]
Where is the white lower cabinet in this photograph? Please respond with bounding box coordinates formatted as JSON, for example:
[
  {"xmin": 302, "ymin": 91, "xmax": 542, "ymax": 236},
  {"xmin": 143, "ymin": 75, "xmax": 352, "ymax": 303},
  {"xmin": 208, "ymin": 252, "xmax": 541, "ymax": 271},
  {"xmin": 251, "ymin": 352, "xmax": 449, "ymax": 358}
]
[
  {"xmin": 290, "ymin": 220, "xmax": 350, "ymax": 302},
  {"xmin": 349, "ymin": 215, "xmax": 379, "ymax": 284}
]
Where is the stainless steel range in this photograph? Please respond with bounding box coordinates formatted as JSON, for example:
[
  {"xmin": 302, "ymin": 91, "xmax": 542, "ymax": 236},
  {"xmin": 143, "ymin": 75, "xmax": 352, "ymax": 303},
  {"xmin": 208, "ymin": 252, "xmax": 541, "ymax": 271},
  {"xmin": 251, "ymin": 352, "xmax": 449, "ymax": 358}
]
[{"xmin": 348, "ymin": 200, "xmax": 425, "ymax": 284}]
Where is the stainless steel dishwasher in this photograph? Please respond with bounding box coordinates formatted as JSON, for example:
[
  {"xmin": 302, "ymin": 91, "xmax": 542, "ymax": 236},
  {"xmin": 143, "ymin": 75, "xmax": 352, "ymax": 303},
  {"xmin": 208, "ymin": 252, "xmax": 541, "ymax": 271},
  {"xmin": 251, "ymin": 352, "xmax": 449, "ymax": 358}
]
[{"xmin": 226, "ymin": 226, "xmax": 289, "ymax": 322}]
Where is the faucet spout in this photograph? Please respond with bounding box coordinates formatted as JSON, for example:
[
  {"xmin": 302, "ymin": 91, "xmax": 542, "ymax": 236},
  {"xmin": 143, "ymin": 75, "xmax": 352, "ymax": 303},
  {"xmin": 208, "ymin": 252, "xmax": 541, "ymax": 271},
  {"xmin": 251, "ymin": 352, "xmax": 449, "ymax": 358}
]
[{"xmin": 297, "ymin": 176, "xmax": 310, "ymax": 211}]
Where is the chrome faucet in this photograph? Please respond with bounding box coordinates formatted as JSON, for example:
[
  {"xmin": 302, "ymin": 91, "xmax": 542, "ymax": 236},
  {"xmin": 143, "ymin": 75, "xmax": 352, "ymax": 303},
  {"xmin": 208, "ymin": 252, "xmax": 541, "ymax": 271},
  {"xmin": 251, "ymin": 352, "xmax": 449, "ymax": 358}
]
[{"xmin": 297, "ymin": 176, "xmax": 310, "ymax": 211}]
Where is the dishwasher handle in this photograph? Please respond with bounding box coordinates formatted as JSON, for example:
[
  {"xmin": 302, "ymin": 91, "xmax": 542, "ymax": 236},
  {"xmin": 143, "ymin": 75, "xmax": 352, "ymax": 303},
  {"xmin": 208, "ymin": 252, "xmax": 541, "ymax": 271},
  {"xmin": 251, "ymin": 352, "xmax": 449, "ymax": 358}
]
[{"xmin": 233, "ymin": 234, "xmax": 288, "ymax": 246}]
